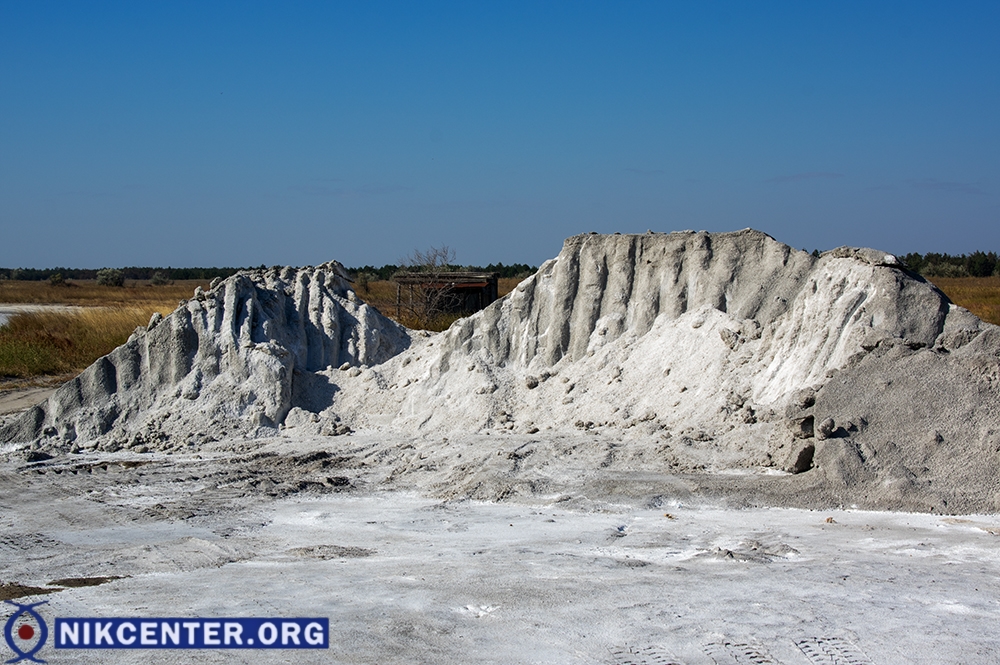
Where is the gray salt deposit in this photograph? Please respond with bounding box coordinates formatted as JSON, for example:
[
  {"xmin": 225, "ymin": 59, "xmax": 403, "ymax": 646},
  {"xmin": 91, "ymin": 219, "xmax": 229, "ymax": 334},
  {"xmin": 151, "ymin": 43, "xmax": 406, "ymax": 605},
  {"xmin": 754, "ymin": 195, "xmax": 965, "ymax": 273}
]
[
  {"xmin": 0, "ymin": 262, "xmax": 409, "ymax": 450},
  {"xmin": 3, "ymin": 229, "xmax": 999, "ymax": 512}
]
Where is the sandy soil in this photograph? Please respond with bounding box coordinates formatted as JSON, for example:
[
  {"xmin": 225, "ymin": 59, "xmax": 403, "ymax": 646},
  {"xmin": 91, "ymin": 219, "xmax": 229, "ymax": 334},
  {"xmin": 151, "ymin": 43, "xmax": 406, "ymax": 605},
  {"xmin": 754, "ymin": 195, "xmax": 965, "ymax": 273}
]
[
  {"xmin": 0, "ymin": 385, "xmax": 57, "ymax": 416},
  {"xmin": 3, "ymin": 436, "xmax": 1000, "ymax": 664}
]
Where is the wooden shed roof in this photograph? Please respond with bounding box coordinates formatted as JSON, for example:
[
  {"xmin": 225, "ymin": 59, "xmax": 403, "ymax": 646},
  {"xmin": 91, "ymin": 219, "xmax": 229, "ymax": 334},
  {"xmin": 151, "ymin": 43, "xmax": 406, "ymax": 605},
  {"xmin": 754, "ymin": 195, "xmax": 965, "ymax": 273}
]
[{"xmin": 392, "ymin": 271, "xmax": 498, "ymax": 286}]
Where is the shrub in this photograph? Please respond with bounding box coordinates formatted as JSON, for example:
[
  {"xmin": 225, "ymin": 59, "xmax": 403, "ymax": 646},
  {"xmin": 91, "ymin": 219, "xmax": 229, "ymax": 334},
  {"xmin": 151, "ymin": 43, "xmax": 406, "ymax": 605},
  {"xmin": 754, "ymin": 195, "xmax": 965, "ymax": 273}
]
[
  {"xmin": 354, "ymin": 271, "xmax": 378, "ymax": 294},
  {"xmin": 924, "ymin": 262, "xmax": 969, "ymax": 278},
  {"xmin": 96, "ymin": 268, "xmax": 125, "ymax": 287},
  {"xmin": 48, "ymin": 273, "xmax": 66, "ymax": 286},
  {"xmin": 149, "ymin": 271, "xmax": 172, "ymax": 286}
]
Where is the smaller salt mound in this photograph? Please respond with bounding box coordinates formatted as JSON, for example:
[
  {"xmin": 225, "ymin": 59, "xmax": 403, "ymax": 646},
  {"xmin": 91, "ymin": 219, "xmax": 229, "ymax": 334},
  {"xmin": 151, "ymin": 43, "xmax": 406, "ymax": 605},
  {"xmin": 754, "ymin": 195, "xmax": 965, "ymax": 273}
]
[{"xmin": 0, "ymin": 263, "xmax": 410, "ymax": 451}]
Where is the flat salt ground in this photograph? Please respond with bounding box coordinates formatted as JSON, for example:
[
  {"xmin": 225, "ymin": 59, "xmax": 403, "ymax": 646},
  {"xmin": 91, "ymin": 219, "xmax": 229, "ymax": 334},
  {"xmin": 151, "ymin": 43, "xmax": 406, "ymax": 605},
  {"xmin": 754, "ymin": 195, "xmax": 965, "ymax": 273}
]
[{"xmin": 11, "ymin": 493, "xmax": 1000, "ymax": 664}]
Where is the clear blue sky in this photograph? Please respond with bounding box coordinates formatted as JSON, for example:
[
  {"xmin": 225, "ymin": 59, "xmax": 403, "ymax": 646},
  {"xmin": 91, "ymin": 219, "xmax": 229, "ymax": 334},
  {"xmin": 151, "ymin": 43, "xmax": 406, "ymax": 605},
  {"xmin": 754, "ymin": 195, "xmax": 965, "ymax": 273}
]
[{"xmin": 2, "ymin": 2, "xmax": 998, "ymax": 268}]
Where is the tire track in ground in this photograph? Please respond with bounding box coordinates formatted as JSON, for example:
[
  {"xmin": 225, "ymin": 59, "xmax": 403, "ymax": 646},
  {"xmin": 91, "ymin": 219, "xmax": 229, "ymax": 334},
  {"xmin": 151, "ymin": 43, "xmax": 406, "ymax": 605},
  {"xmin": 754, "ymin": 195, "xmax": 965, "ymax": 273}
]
[
  {"xmin": 608, "ymin": 636, "xmax": 876, "ymax": 665},
  {"xmin": 608, "ymin": 645, "xmax": 684, "ymax": 665},
  {"xmin": 704, "ymin": 640, "xmax": 780, "ymax": 664},
  {"xmin": 796, "ymin": 637, "xmax": 874, "ymax": 665}
]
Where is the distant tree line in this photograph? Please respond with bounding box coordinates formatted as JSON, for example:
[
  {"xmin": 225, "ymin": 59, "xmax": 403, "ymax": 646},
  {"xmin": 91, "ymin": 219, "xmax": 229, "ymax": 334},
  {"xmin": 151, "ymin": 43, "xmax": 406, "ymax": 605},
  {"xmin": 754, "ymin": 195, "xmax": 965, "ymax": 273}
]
[
  {"xmin": 7, "ymin": 253, "xmax": 998, "ymax": 283},
  {"xmin": 900, "ymin": 251, "xmax": 999, "ymax": 278},
  {"xmin": 0, "ymin": 266, "xmax": 246, "ymax": 282},
  {"xmin": 347, "ymin": 262, "xmax": 537, "ymax": 282}
]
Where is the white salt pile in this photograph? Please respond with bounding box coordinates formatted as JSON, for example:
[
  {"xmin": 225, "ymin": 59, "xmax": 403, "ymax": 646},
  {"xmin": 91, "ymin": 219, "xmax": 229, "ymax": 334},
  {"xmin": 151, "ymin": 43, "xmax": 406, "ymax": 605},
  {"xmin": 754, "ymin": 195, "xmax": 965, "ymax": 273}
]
[
  {"xmin": 4, "ymin": 230, "xmax": 999, "ymax": 512},
  {"xmin": 0, "ymin": 262, "xmax": 410, "ymax": 450}
]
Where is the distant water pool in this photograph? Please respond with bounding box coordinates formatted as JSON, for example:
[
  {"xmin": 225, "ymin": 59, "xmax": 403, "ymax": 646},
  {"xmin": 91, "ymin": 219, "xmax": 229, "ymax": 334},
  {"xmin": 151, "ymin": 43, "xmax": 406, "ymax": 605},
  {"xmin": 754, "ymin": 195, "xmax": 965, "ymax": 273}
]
[{"xmin": 0, "ymin": 304, "xmax": 86, "ymax": 327}]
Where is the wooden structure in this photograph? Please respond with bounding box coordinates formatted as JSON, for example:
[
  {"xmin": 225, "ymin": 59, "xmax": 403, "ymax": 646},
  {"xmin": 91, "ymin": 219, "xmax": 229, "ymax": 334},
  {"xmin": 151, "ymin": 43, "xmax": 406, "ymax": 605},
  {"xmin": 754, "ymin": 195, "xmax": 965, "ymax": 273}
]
[{"xmin": 393, "ymin": 272, "xmax": 499, "ymax": 319}]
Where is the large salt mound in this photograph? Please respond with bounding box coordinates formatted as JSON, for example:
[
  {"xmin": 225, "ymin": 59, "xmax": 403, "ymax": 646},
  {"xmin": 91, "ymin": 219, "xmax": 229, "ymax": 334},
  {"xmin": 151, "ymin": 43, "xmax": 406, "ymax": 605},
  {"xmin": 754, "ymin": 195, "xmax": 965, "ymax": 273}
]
[
  {"xmin": 4, "ymin": 229, "xmax": 1000, "ymax": 511},
  {"xmin": 336, "ymin": 229, "xmax": 951, "ymax": 429}
]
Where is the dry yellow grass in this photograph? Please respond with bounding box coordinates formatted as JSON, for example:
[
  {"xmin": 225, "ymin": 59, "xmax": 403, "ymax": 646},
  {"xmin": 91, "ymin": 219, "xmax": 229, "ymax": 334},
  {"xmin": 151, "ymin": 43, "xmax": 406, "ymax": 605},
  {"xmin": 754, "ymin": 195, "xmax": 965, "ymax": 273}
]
[
  {"xmin": 0, "ymin": 280, "xmax": 206, "ymax": 380},
  {"xmin": 928, "ymin": 276, "xmax": 1000, "ymax": 326},
  {"xmin": 0, "ymin": 279, "xmax": 212, "ymax": 307},
  {"xmin": 498, "ymin": 277, "xmax": 523, "ymax": 297},
  {"xmin": 0, "ymin": 305, "xmax": 177, "ymax": 380}
]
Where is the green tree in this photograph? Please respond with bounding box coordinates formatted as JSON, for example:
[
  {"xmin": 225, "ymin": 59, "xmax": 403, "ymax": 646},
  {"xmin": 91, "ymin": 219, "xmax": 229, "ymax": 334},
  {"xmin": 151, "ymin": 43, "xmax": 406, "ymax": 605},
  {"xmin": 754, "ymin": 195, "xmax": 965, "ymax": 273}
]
[{"xmin": 96, "ymin": 268, "xmax": 125, "ymax": 287}]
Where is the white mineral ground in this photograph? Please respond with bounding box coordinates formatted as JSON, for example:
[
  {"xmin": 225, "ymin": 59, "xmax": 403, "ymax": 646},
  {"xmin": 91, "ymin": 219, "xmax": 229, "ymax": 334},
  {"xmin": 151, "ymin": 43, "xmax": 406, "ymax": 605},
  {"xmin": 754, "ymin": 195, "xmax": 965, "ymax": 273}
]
[{"xmin": 2, "ymin": 230, "xmax": 999, "ymax": 663}]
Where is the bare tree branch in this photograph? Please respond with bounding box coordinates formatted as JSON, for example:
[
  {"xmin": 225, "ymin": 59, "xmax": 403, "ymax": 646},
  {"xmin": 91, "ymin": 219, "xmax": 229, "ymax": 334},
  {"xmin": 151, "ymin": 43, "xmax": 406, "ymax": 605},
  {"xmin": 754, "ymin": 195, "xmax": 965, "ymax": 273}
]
[
  {"xmin": 395, "ymin": 246, "xmax": 459, "ymax": 328},
  {"xmin": 402, "ymin": 246, "xmax": 456, "ymax": 272}
]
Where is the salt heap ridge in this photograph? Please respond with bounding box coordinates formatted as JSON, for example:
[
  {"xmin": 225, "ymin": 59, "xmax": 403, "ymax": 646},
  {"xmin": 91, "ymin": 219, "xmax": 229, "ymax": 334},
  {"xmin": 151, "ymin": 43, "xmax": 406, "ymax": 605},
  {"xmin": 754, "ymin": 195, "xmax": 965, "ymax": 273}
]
[
  {"xmin": 1, "ymin": 262, "xmax": 410, "ymax": 449},
  {"xmin": 4, "ymin": 230, "xmax": 1000, "ymax": 511}
]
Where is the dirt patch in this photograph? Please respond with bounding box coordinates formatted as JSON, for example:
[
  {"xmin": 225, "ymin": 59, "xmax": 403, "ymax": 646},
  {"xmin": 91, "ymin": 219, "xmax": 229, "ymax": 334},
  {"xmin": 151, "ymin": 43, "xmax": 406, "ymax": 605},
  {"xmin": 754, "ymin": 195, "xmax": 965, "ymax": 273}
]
[
  {"xmin": 286, "ymin": 545, "xmax": 376, "ymax": 559},
  {"xmin": 0, "ymin": 581, "xmax": 61, "ymax": 601},
  {"xmin": 47, "ymin": 576, "xmax": 124, "ymax": 588}
]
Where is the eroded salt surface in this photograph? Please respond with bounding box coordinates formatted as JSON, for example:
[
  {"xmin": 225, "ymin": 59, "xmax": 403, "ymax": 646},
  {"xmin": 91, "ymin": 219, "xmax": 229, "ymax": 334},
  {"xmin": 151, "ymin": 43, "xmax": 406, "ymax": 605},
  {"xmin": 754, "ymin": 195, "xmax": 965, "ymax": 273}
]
[{"xmin": 3, "ymin": 230, "xmax": 1000, "ymax": 512}]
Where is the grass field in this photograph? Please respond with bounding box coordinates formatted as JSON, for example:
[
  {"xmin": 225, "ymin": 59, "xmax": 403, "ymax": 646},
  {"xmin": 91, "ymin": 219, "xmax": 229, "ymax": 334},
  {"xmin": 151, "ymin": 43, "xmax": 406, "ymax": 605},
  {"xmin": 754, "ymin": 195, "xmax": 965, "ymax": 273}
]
[
  {"xmin": 0, "ymin": 278, "xmax": 210, "ymax": 307},
  {"xmin": 0, "ymin": 280, "xmax": 209, "ymax": 383},
  {"xmin": 1, "ymin": 274, "xmax": 997, "ymax": 384},
  {"xmin": 927, "ymin": 276, "xmax": 1000, "ymax": 327},
  {"xmin": 0, "ymin": 306, "xmax": 170, "ymax": 380}
]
